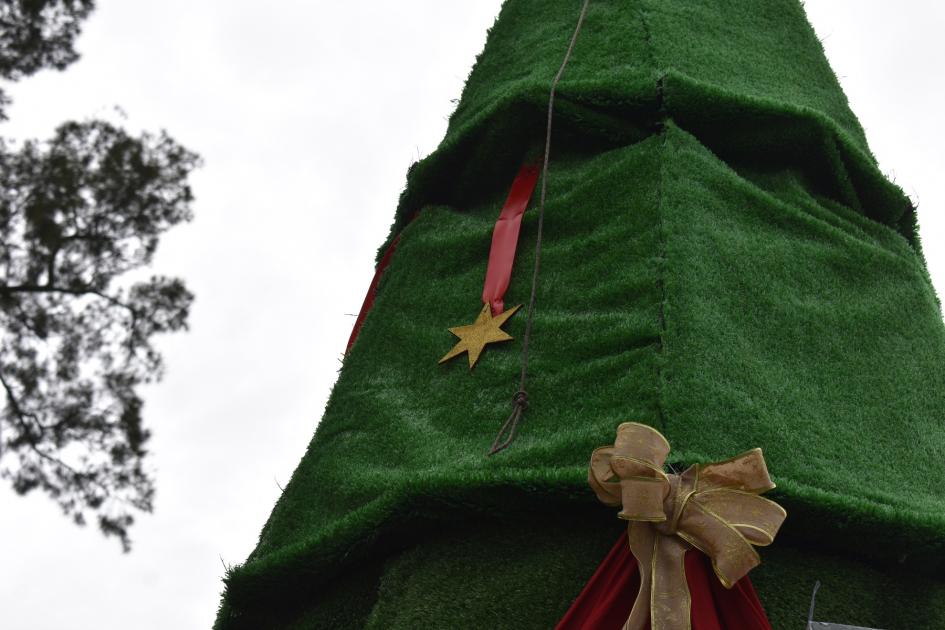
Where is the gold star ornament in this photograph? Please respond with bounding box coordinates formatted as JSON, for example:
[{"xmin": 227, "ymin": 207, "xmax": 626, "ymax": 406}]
[{"xmin": 438, "ymin": 304, "xmax": 522, "ymax": 369}]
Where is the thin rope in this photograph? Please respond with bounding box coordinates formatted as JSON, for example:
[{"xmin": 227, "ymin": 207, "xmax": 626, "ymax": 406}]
[
  {"xmin": 490, "ymin": 0, "xmax": 592, "ymax": 456},
  {"xmin": 806, "ymin": 580, "xmax": 821, "ymax": 629}
]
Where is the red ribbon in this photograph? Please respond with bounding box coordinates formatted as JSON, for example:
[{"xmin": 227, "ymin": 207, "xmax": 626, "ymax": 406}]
[
  {"xmin": 348, "ymin": 163, "xmax": 538, "ymax": 354},
  {"xmin": 482, "ymin": 163, "xmax": 540, "ymax": 315}
]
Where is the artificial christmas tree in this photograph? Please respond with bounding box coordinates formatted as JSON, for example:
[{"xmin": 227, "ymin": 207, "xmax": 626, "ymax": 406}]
[{"xmin": 215, "ymin": 1, "xmax": 945, "ymax": 628}]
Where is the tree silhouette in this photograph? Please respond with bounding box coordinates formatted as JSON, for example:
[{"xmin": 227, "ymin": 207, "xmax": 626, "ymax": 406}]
[
  {"xmin": 0, "ymin": 0, "xmax": 94, "ymax": 118},
  {"xmin": 0, "ymin": 0, "xmax": 198, "ymax": 550}
]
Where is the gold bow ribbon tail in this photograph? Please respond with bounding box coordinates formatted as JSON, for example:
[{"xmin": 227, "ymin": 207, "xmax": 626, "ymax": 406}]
[{"xmin": 588, "ymin": 422, "xmax": 787, "ymax": 630}]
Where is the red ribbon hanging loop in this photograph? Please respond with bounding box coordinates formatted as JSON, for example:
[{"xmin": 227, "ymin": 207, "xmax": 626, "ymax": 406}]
[{"xmin": 482, "ymin": 163, "xmax": 540, "ymax": 315}]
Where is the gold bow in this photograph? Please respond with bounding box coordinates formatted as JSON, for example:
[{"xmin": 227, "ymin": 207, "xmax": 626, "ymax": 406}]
[{"xmin": 589, "ymin": 422, "xmax": 786, "ymax": 630}]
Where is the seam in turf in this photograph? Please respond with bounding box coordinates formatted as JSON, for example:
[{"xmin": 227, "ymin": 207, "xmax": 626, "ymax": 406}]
[
  {"xmin": 638, "ymin": 1, "xmax": 669, "ymax": 436},
  {"xmin": 653, "ymin": 114, "xmax": 670, "ymax": 438}
]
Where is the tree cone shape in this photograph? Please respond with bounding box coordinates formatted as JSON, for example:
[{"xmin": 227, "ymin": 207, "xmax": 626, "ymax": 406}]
[{"xmin": 215, "ymin": 2, "xmax": 945, "ymax": 629}]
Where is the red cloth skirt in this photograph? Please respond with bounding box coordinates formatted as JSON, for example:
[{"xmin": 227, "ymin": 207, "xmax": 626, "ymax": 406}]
[{"xmin": 556, "ymin": 534, "xmax": 773, "ymax": 630}]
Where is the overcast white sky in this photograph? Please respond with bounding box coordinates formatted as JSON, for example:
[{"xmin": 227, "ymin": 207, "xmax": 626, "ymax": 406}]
[{"xmin": 0, "ymin": 2, "xmax": 942, "ymax": 629}]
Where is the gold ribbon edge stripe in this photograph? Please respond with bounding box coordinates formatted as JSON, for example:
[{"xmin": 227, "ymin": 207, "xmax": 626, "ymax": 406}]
[{"xmin": 589, "ymin": 422, "xmax": 787, "ymax": 630}]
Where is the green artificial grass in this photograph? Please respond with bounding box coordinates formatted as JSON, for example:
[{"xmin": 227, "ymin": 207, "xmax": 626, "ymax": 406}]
[
  {"xmin": 216, "ymin": 1, "xmax": 945, "ymax": 627},
  {"xmin": 237, "ymin": 516, "xmax": 945, "ymax": 630}
]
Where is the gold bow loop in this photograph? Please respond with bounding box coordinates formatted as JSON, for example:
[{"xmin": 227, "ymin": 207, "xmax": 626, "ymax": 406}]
[{"xmin": 589, "ymin": 422, "xmax": 786, "ymax": 630}]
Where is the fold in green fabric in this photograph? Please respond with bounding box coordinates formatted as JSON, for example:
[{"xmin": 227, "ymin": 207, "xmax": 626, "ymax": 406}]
[{"xmin": 216, "ymin": 1, "xmax": 945, "ymax": 627}]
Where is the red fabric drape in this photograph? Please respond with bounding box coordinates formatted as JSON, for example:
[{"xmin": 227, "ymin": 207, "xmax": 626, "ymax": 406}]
[
  {"xmin": 346, "ymin": 233, "xmax": 402, "ymax": 353},
  {"xmin": 556, "ymin": 534, "xmax": 772, "ymax": 630}
]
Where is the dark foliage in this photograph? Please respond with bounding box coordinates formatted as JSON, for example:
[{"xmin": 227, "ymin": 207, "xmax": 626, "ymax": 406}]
[
  {"xmin": 0, "ymin": 121, "xmax": 198, "ymax": 550},
  {"xmin": 0, "ymin": 0, "xmax": 95, "ymax": 118},
  {"xmin": 0, "ymin": 1, "xmax": 199, "ymax": 550}
]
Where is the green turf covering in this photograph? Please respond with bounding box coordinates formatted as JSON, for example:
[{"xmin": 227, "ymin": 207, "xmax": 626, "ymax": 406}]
[
  {"xmin": 239, "ymin": 516, "xmax": 945, "ymax": 630},
  {"xmin": 215, "ymin": 1, "xmax": 945, "ymax": 627}
]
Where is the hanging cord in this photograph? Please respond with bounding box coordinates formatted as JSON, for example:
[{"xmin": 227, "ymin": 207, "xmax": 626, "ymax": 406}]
[
  {"xmin": 806, "ymin": 580, "xmax": 821, "ymax": 629},
  {"xmin": 489, "ymin": 0, "xmax": 592, "ymax": 456}
]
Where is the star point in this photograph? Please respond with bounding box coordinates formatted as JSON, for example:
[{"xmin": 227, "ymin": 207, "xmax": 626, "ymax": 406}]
[{"xmin": 438, "ymin": 304, "xmax": 522, "ymax": 369}]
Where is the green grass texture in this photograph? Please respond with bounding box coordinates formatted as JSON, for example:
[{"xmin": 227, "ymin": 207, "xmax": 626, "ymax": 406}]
[{"xmin": 216, "ymin": 1, "xmax": 945, "ymax": 627}]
